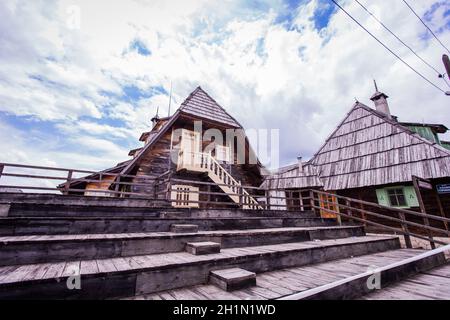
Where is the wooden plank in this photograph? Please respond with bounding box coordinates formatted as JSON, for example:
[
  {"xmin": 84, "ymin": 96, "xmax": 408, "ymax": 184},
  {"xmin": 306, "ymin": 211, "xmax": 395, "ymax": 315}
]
[
  {"xmin": 25, "ymin": 263, "xmax": 52, "ymax": 281},
  {"xmin": 111, "ymin": 258, "xmax": 134, "ymax": 272},
  {"xmin": 256, "ymin": 278, "xmax": 293, "ymax": 296},
  {"xmin": 96, "ymin": 259, "xmax": 116, "ymax": 273},
  {"xmin": 61, "ymin": 261, "xmax": 81, "ymax": 278},
  {"xmin": 80, "ymin": 260, "xmax": 99, "ymax": 275},
  {"xmin": 42, "ymin": 262, "xmax": 67, "ymax": 279},
  {"xmin": 2, "ymin": 264, "xmax": 39, "ymax": 283}
]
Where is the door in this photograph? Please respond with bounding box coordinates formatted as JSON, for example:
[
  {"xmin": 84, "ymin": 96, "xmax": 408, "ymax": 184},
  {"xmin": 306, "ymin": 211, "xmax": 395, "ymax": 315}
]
[
  {"xmin": 319, "ymin": 192, "xmax": 339, "ymax": 218},
  {"xmin": 180, "ymin": 129, "xmax": 201, "ymax": 169}
]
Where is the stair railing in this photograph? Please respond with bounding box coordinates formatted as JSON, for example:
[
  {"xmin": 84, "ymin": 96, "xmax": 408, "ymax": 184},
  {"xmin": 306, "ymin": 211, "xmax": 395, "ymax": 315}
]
[
  {"xmin": 177, "ymin": 150, "xmax": 262, "ymax": 209},
  {"xmin": 309, "ymin": 189, "xmax": 450, "ymax": 249}
]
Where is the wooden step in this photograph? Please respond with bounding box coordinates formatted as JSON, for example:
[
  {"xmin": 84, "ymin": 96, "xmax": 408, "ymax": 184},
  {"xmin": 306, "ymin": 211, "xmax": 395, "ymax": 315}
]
[
  {"xmin": 0, "ymin": 216, "xmax": 337, "ymax": 236},
  {"xmin": 126, "ymin": 249, "xmax": 433, "ymax": 300},
  {"xmin": 0, "ymin": 226, "xmax": 365, "ymax": 266},
  {"xmin": 170, "ymin": 224, "xmax": 199, "ymax": 233},
  {"xmin": 0, "ymin": 236, "xmax": 400, "ymax": 299},
  {"xmin": 361, "ymin": 263, "xmax": 450, "ymax": 300},
  {"xmin": 186, "ymin": 242, "xmax": 221, "ymax": 255},
  {"xmin": 210, "ymin": 268, "xmax": 256, "ymax": 291},
  {"xmin": 279, "ymin": 248, "xmax": 447, "ymax": 300}
]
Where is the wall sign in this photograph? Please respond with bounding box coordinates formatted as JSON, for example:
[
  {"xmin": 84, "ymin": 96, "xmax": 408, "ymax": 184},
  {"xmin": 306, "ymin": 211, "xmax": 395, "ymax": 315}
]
[{"xmin": 437, "ymin": 184, "xmax": 450, "ymax": 194}]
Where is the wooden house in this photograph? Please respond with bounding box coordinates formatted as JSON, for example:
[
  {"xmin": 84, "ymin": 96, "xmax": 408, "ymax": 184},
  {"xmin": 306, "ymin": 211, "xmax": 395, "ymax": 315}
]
[
  {"xmin": 263, "ymin": 85, "xmax": 450, "ymax": 222},
  {"xmin": 64, "ymin": 87, "xmax": 265, "ymax": 209}
]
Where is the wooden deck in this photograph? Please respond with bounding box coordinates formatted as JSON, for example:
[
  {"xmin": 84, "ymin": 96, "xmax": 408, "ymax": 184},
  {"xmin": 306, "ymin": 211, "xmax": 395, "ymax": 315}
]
[
  {"xmin": 361, "ymin": 263, "xmax": 450, "ymax": 300},
  {"xmin": 0, "ymin": 235, "xmax": 397, "ymax": 285},
  {"xmin": 124, "ymin": 249, "xmax": 426, "ymax": 300}
]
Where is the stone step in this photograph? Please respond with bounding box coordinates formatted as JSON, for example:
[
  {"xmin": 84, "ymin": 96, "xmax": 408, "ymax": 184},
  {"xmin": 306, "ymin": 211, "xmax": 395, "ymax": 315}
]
[
  {"xmin": 186, "ymin": 242, "xmax": 221, "ymax": 255},
  {"xmin": 126, "ymin": 249, "xmax": 438, "ymax": 300},
  {"xmin": 0, "ymin": 216, "xmax": 337, "ymax": 236},
  {"xmin": 0, "ymin": 235, "xmax": 400, "ymax": 299},
  {"xmin": 0, "ymin": 226, "xmax": 365, "ymax": 266},
  {"xmin": 170, "ymin": 224, "xmax": 199, "ymax": 233},
  {"xmin": 210, "ymin": 268, "xmax": 256, "ymax": 291}
]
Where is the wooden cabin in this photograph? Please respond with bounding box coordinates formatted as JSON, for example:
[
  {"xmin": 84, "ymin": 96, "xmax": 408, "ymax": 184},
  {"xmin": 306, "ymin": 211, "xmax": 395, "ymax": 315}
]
[
  {"xmin": 262, "ymin": 86, "xmax": 450, "ymax": 224},
  {"xmin": 64, "ymin": 87, "xmax": 265, "ymax": 208}
]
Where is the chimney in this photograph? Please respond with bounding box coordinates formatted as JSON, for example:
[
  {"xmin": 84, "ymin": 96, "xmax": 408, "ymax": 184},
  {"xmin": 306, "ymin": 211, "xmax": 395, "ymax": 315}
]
[
  {"xmin": 370, "ymin": 80, "xmax": 391, "ymax": 118},
  {"xmin": 297, "ymin": 156, "xmax": 303, "ymax": 174}
]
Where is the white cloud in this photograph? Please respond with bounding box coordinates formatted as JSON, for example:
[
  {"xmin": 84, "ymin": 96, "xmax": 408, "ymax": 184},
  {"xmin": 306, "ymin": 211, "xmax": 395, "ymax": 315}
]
[{"xmin": 0, "ymin": 0, "xmax": 449, "ymax": 172}]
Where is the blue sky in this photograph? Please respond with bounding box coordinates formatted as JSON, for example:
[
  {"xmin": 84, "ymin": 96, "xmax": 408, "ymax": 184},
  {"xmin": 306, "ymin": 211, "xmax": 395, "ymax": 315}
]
[{"xmin": 0, "ymin": 0, "xmax": 449, "ymax": 171}]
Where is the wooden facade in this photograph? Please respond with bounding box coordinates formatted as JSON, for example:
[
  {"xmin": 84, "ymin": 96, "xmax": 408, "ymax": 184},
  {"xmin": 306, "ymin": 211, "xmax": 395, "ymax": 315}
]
[
  {"xmin": 263, "ymin": 89, "xmax": 450, "ymax": 222},
  {"xmin": 66, "ymin": 87, "xmax": 264, "ymax": 208}
]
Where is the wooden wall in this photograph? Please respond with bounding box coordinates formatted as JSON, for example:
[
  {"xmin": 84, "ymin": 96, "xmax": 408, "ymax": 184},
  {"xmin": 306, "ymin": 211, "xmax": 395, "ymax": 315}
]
[{"xmin": 130, "ymin": 116, "xmax": 263, "ymax": 205}]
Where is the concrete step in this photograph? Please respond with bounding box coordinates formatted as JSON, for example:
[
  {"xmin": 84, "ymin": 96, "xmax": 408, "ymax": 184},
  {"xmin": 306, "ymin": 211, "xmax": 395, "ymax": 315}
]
[
  {"xmin": 0, "ymin": 235, "xmax": 400, "ymax": 299},
  {"xmin": 0, "ymin": 216, "xmax": 338, "ymax": 236},
  {"xmin": 210, "ymin": 268, "xmax": 256, "ymax": 291},
  {"xmin": 127, "ymin": 248, "xmax": 441, "ymax": 300},
  {"xmin": 186, "ymin": 242, "xmax": 221, "ymax": 255},
  {"xmin": 0, "ymin": 226, "xmax": 365, "ymax": 266}
]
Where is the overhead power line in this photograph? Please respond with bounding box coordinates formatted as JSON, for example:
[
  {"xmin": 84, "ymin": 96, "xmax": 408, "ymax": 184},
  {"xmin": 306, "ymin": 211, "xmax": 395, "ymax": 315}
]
[
  {"xmin": 355, "ymin": 0, "xmax": 443, "ymax": 77},
  {"xmin": 329, "ymin": 0, "xmax": 446, "ymax": 94},
  {"xmin": 402, "ymin": 0, "xmax": 450, "ymax": 55}
]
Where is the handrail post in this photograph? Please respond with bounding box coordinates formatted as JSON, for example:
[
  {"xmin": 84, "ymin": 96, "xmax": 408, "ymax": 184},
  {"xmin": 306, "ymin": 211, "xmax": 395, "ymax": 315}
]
[
  {"xmin": 238, "ymin": 181, "xmax": 243, "ymax": 209},
  {"xmin": 336, "ymin": 198, "xmax": 342, "ymax": 226},
  {"xmin": 166, "ymin": 178, "xmax": 172, "ymax": 204},
  {"xmin": 413, "ymin": 177, "xmax": 436, "ymax": 249},
  {"xmin": 309, "ymin": 190, "xmax": 316, "ymax": 215},
  {"xmin": 266, "ymin": 190, "xmax": 270, "ymax": 211},
  {"xmin": 0, "ymin": 164, "xmax": 4, "ymax": 181},
  {"xmin": 63, "ymin": 170, "xmax": 73, "ymax": 195},
  {"xmin": 345, "ymin": 199, "xmax": 354, "ymax": 224},
  {"xmin": 398, "ymin": 211, "xmax": 413, "ymax": 249},
  {"xmin": 115, "ymin": 175, "xmax": 121, "ymax": 198}
]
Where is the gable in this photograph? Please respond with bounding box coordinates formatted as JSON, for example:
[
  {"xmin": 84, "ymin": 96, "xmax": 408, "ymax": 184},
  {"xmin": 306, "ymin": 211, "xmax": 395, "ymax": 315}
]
[
  {"xmin": 179, "ymin": 87, "xmax": 241, "ymax": 128},
  {"xmin": 311, "ymin": 103, "xmax": 450, "ymax": 190}
]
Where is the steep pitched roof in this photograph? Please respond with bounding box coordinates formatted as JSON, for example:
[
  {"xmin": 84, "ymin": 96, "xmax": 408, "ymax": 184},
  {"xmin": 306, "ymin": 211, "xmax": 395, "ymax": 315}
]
[
  {"xmin": 179, "ymin": 87, "xmax": 242, "ymax": 128},
  {"xmin": 119, "ymin": 87, "xmax": 248, "ymax": 176},
  {"xmin": 310, "ymin": 103, "xmax": 450, "ymax": 190}
]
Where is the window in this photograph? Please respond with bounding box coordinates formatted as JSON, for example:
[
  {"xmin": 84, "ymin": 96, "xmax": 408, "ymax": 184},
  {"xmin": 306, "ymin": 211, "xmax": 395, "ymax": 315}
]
[
  {"xmin": 376, "ymin": 186, "xmax": 418, "ymax": 208},
  {"xmin": 215, "ymin": 145, "xmax": 231, "ymax": 162},
  {"xmin": 387, "ymin": 188, "xmax": 407, "ymax": 207}
]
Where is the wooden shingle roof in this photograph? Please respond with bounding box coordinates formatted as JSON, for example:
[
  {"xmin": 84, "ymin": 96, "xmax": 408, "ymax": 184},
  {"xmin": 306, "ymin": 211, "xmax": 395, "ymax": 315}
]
[
  {"xmin": 311, "ymin": 103, "xmax": 450, "ymax": 190},
  {"xmin": 179, "ymin": 87, "xmax": 242, "ymax": 128},
  {"xmin": 262, "ymin": 102, "xmax": 450, "ymax": 191}
]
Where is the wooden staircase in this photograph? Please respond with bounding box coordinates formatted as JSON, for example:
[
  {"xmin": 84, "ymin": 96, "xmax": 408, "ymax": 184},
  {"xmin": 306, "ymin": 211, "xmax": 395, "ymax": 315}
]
[
  {"xmin": 0, "ymin": 193, "xmax": 448, "ymax": 300},
  {"xmin": 177, "ymin": 150, "xmax": 262, "ymax": 209}
]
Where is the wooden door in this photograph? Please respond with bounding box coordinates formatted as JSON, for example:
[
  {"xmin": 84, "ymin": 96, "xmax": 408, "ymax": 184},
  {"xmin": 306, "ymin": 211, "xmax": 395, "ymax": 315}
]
[
  {"xmin": 181, "ymin": 129, "xmax": 201, "ymax": 167},
  {"xmin": 319, "ymin": 192, "xmax": 339, "ymax": 218}
]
